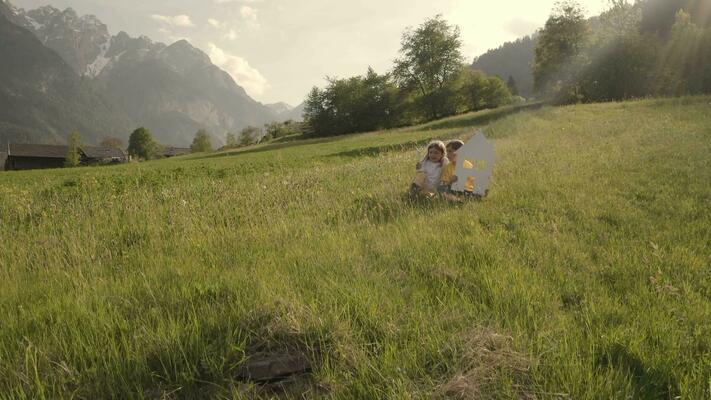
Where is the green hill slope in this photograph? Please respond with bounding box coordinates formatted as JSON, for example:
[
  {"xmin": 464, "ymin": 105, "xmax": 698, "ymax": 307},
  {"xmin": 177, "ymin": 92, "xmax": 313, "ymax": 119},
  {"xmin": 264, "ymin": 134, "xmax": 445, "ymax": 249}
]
[{"xmin": 0, "ymin": 98, "xmax": 709, "ymax": 398}]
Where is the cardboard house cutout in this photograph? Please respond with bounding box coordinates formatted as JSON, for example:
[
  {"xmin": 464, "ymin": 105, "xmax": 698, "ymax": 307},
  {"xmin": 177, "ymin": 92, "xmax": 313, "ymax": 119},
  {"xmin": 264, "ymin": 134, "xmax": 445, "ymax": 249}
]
[{"xmin": 450, "ymin": 130, "xmax": 495, "ymax": 195}]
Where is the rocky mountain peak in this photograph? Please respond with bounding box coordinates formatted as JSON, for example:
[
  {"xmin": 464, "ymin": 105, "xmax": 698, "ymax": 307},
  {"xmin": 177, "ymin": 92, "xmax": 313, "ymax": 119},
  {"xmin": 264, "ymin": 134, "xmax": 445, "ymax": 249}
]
[
  {"xmin": 158, "ymin": 39, "xmax": 212, "ymax": 75},
  {"xmin": 266, "ymin": 102, "xmax": 294, "ymax": 115},
  {"xmin": 1, "ymin": 0, "xmax": 282, "ymax": 147},
  {"xmin": 11, "ymin": 2, "xmax": 110, "ymax": 75}
]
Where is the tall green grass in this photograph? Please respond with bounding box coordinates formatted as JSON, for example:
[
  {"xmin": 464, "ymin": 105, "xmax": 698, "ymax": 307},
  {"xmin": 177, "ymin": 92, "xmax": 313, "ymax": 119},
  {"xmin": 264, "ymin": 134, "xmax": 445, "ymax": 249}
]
[{"xmin": 1, "ymin": 98, "xmax": 709, "ymax": 398}]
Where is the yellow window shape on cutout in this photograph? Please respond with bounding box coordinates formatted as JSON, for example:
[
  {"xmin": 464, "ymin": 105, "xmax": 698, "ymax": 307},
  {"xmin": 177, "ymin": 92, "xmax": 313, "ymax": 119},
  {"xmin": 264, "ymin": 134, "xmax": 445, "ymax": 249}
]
[
  {"xmin": 466, "ymin": 176, "xmax": 475, "ymax": 192},
  {"xmin": 462, "ymin": 159, "xmax": 487, "ymax": 170}
]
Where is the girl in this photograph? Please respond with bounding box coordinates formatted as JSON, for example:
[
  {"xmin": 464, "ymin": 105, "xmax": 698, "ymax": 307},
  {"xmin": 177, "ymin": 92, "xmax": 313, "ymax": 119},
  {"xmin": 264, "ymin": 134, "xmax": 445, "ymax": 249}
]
[{"xmin": 410, "ymin": 140, "xmax": 448, "ymax": 195}]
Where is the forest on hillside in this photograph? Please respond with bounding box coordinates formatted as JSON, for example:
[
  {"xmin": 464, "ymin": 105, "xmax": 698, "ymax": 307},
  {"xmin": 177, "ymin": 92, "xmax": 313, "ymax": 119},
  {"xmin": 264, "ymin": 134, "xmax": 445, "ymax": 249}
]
[
  {"xmin": 472, "ymin": 36, "xmax": 537, "ymax": 99},
  {"xmin": 472, "ymin": 0, "xmax": 711, "ymax": 105},
  {"xmin": 534, "ymin": 0, "xmax": 711, "ymax": 103}
]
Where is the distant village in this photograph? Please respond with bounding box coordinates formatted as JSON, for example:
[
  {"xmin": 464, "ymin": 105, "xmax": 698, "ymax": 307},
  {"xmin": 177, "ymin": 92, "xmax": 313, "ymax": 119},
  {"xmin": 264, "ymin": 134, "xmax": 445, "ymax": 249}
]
[{"xmin": 0, "ymin": 144, "xmax": 190, "ymax": 171}]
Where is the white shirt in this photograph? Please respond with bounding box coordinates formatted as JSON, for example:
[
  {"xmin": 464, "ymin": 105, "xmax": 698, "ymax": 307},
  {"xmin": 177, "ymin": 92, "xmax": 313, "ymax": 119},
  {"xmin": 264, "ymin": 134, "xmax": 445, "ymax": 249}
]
[{"xmin": 420, "ymin": 159, "xmax": 442, "ymax": 191}]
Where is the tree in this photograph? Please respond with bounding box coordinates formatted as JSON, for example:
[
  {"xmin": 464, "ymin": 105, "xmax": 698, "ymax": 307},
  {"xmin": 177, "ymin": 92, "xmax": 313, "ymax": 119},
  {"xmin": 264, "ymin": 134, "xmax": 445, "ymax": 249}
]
[
  {"xmin": 507, "ymin": 75, "xmax": 519, "ymax": 95},
  {"xmin": 302, "ymin": 67, "xmax": 409, "ymax": 137},
  {"xmin": 264, "ymin": 121, "xmax": 302, "ymax": 140},
  {"xmin": 190, "ymin": 129, "xmax": 213, "ymax": 153},
  {"xmin": 393, "ymin": 15, "xmax": 464, "ymax": 119},
  {"xmin": 482, "ymin": 76, "xmax": 513, "ymax": 108},
  {"xmin": 128, "ymin": 127, "xmax": 159, "ymax": 160},
  {"xmin": 657, "ymin": 10, "xmax": 708, "ymax": 95},
  {"xmin": 65, "ymin": 131, "xmax": 81, "ymax": 167},
  {"xmin": 532, "ymin": 1, "xmax": 589, "ymax": 96},
  {"xmin": 225, "ymin": 132, "xmax": 238, "ymax": 148},
  {"xmin": 239, "ymin": 126, "xmax": 262, "ymax": 146},
  {"xmin": 303, "ymin": 87, "xmax": 330, "ymax": 137},
  {"xmin": 578, "ymin": 2, "xmax": 655, "ymax": 101},
  {"xmin": 459, "ymin": 69, "xmax": 512, "ymax": 112},
  {"xmin": 100, "ymin": 136, "xmax": 123, "ymax": 149}
]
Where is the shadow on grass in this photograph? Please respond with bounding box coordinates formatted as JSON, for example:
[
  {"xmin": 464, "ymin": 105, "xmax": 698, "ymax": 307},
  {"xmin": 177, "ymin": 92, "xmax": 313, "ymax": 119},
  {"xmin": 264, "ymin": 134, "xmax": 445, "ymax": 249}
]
[
  {"xmin": 416, "ymin": 102, "xmax": 545, "ymax": 131},
  {"xmin": 596, "ymin": 343, "xmax": 680, "ymax": 398}
]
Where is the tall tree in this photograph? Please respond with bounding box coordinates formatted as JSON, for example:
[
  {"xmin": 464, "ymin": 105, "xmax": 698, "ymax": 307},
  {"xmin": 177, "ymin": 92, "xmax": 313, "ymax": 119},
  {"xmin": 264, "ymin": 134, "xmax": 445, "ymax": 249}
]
[
  {"xmin": 190, "ymin": 129, "xmax": 213, "ymax": 153},
  {"xmin": 393, "ymin": 15, "xmax": 464, "ymax": 119},
  {"xmin": 128, "ymin": 127, "xmax": 159, "ymax": 160},
  {"xmin": 533, "ymin": 1, "xmax": 588, "ymax": 96},
  {"xmin": 65, "ymin": 131, "xmax": 81, "ymax": 167},
  {"xmin": 507, "ymin": 75, "xmax": 519, "ymax": 95},
  {"xmin": 303, "ymin": 87, "xmax": 330, "ymax": 137}
]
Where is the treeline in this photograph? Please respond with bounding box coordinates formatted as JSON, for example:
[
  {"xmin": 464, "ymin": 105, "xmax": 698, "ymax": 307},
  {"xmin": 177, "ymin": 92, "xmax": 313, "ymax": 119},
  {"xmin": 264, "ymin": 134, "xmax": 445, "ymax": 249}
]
[
  {"xmin": 534, "ymin": 0, "xmax": 711, "ymax": 104},
  {"xmin": 304, "ymin": 16, "xmax": 517, "ymax": 137},
  {"xmin": 472, "ymin": 35, "xmax": 537, "ymax": 99},
  {"xmin": 223, "ymin": 119, "xmax": 305, "ymax": 149}
]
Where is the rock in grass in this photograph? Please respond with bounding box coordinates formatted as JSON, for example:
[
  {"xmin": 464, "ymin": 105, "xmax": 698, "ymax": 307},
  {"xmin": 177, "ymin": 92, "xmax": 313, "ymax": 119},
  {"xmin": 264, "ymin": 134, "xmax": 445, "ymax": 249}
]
[{"xmin": 236, "ymin": 352, "xmax": 311, "ymax": 382}]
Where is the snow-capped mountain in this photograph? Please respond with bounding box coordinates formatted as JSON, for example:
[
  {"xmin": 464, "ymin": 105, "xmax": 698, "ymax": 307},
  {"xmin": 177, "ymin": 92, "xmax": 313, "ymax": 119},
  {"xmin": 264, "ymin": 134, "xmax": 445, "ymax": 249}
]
[
  {"xmin": 12, "ymin": 5, "xmax": 111, "ymax": 76},
  {"xmin": 0, "ymin": 0, "xmax": 133, "ymax": 145},
  {"xmin": 2, "ymin": 0, "xmax": 280, "ymax": 146}
]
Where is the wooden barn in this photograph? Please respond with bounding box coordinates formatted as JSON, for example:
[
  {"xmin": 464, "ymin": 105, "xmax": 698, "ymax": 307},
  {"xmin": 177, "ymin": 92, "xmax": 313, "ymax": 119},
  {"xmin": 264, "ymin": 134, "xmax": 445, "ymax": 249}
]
[
  {"xmin": 163, "ymin": 147, "xmax": 191, "ymax": 158},
  {"xmin": 82, "ymin": 146, "xmax": 128, "ymax": 165},
  {"xmin": 6, "ymin": 144, "xmax": 68, "ymax": 170},
  {"xmin": 0, "ymin": 151, "xmax": 7, "ymax": 171},
  {"xmin": 5, "ymin": 143, "xmax": 129, "ymax": 171}
]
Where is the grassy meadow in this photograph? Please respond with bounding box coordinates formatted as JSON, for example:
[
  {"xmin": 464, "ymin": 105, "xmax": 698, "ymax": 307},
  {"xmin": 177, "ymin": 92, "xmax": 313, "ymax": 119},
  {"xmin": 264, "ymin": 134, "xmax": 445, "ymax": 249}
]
[{"xmin": 0, "ymin": 97, "xmax": 710, "ymax": 399}]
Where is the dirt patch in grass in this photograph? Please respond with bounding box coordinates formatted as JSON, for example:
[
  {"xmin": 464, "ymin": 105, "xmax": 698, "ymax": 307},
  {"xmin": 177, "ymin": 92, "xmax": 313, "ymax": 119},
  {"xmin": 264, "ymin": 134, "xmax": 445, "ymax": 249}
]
[
  {"xmin": 435, "ymin": 327, "xmax": 535, "ymax": 399},
  {"xmin": 231, "ymin": 309, "xmax": 330, "ymax": 398}
]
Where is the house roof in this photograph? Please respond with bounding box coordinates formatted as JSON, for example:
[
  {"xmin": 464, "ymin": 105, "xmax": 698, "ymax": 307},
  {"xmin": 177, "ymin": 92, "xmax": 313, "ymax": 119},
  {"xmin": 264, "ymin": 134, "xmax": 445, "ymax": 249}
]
[
  {"xmin": 8, "ymin": 143, "xmax": 127, "ymax": 160},
  {"xmin": 163, "ymin": 147, "xmax": 191, "ymax": 157},
  {"xmin": 82, "ymin": 146, "xmax": 126, "ymax": 159},
  {"xmin": 8, "ymin": 144, "xmax": 68, "ymax": 158}
]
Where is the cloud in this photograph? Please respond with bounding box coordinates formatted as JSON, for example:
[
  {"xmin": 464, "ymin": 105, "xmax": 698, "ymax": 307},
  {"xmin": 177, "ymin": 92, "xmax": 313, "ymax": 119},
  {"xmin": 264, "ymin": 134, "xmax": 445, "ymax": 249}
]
[
  {"xmin": 224, "ymin": 29, "xmax": 238, "ymax": 40},
  {"xmin": 503, "ymin": 18, "xmax": 539, "ymax": 37},
  {"xmin": 151, "ymin": 14, "xmax": 195, "ymax": 28},
  {"xmin": 207, "ymin": 18, "xmax": 224, "ymax": 28},
  {"xmin": 207, "ymin": 43, "xmax": 268, "ymax": 98}
]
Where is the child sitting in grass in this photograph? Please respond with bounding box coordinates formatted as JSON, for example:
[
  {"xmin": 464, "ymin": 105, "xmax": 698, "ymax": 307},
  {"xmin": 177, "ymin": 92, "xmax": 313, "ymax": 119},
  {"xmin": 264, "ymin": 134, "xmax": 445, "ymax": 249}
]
[
  {"xmin": 439, "ymin": 139, "xmax": 476, "ymax": 199},
  {"xmin": 410, "ymin": 140, "xmax": 448, "ymax": 196}
]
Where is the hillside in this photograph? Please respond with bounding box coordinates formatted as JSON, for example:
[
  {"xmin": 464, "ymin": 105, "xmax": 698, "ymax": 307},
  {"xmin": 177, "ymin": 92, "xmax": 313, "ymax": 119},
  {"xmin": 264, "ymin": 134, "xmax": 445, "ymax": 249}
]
[
  {"xmin": 0, "ymin": 0, "xmax": 278, "ymax": 146},
  {"xmin": 472, "ymin": 35, "xmax": 536, "ymax": 99},
  {"xmin": 1, "ymin": 97, "xmax": 709, "ymax": 398},
  {"xmin": 0, "ymin": 6, "xmax": 132, "ymax": 145}
]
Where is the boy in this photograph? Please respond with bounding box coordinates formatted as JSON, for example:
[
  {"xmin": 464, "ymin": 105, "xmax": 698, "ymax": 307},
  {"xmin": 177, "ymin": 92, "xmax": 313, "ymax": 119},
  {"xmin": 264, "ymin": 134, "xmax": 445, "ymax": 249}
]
[{"xmin": 439, "ymin": 140, "xmax": 477, "ymax": 199}]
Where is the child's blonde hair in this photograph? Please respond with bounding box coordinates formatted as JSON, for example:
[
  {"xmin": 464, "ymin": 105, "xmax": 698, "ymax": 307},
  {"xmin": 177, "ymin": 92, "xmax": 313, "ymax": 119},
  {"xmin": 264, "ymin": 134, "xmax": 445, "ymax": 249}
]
[{"xmin": 421, "ymin": 140, "xmax": 449, "ymax": 166}]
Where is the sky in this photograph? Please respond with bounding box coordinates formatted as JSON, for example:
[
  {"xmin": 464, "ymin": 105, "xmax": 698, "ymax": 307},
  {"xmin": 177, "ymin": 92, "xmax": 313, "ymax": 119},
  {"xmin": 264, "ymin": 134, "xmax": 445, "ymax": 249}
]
[{"xmin": 11, "ymin": 0, "xmax": 610, "ymax": 106}]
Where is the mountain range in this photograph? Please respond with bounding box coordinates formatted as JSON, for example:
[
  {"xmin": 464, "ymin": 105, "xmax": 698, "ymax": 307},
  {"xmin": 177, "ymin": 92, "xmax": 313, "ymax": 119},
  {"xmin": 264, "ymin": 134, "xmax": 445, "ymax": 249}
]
[{"xmin": 0, "ymin": 0, "xmax": 302, "ymax": 147}]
